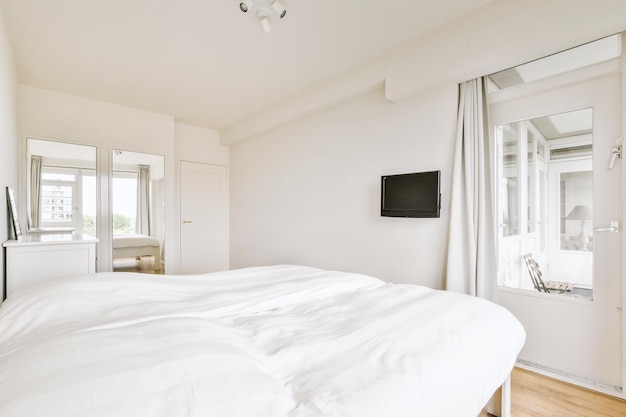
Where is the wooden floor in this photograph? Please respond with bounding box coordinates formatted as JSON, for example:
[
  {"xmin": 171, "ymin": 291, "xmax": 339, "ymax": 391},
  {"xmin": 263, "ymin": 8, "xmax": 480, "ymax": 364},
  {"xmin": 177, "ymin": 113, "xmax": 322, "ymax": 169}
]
[
  {"xmin": 112, "ymin": 256, "xmax": 164, "ymax": 274},
  {"xmin": 479, "ymin": 367, "xmax": 626, "ymax": 417}
]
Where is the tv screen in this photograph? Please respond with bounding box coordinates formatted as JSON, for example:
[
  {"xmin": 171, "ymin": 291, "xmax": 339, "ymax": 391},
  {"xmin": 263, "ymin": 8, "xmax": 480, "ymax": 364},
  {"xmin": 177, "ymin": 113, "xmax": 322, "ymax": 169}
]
[{"xmin": 381, "ymin": 171, "xmax": 441, "ymax": 218}]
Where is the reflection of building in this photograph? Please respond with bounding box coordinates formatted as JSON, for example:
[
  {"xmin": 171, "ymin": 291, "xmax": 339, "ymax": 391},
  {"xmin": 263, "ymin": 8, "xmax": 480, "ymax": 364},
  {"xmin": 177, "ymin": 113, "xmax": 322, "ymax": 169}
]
[{"xmin": 41, "ymin": 185, "xmax": 73, "ymax": 222}]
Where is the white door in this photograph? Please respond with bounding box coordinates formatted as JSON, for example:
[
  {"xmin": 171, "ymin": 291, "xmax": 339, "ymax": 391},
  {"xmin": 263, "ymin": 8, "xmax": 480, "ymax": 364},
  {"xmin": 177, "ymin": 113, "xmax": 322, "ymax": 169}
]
[
  {"xmin": 491, "ymin": 61, "xmax": 622, "ymax": 391},
  {"xmin": 180, "ymin": 161, "xmax": 229, "ymax": 274}
]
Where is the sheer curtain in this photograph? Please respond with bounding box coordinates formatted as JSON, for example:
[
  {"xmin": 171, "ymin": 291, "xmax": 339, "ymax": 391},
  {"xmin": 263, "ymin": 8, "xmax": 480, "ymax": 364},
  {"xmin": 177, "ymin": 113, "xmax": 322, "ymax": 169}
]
[
  {"xmin": 445, "ymin": 77, "xmax": 497, "ymax": 300},
  {"xmin": 29, "ymin": 155, "xmax": 43, "ymax": 229},
  {"xmin": 135, "ymin": 164, "xmax": 151, "ymax": 236}
]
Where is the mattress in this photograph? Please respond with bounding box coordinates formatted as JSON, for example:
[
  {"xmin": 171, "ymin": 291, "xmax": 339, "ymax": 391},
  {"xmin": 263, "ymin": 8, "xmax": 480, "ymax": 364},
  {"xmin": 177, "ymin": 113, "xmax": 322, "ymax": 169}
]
[{"xmin": 0, "ymin": 265, "xmax": 525, "ymax": 417}]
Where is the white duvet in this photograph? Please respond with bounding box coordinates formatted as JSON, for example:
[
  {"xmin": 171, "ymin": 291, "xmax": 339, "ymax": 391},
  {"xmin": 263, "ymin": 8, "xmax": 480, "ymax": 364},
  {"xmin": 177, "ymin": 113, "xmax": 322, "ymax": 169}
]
[
  {"xmin": 112, "ymin": 233, "xmax": 160, "ymax": 248},
  {"xmin": 0, "ymin": 265, "xmax": 525, "ymax": 417}
]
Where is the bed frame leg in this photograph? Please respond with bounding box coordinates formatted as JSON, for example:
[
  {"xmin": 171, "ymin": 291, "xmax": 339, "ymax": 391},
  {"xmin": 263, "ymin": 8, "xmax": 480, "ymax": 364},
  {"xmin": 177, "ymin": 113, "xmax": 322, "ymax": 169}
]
[{"xmin": 486, "ymin": 373, "xmax": 511, "ymax": 417}]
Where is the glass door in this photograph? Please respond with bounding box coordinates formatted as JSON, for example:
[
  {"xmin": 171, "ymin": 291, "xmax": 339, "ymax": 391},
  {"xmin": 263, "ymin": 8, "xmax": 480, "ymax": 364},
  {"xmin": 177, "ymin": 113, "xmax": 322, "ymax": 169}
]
[{"xmin": 490, "ymin": 55, "xmax": 622, "ymax": 391}]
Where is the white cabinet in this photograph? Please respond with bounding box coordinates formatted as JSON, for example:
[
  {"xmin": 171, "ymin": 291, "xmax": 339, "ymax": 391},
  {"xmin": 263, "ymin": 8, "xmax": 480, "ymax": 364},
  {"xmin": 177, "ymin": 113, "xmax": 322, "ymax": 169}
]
[{"xmin": 3, "ymin": 234, "xmax": 98, "ymax": 298}]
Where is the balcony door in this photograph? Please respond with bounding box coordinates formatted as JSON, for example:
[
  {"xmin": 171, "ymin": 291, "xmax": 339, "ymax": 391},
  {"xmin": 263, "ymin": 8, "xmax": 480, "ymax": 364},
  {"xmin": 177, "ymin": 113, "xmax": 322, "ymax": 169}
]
[{"xmin": 490, "ymin": 56, "xmax": 623, "ymax": 392}]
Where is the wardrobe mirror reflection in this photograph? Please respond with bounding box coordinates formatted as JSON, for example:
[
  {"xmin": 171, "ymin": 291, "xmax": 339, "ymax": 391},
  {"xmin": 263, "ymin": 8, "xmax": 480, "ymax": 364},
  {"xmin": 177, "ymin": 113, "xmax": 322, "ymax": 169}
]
[
  {"xmin": 26, "ymin": 138, "xmax": 97, "ymax": 237},
  {"xmin": 111, "ymin": 150, "xmax": 165, "ymax": 274}
]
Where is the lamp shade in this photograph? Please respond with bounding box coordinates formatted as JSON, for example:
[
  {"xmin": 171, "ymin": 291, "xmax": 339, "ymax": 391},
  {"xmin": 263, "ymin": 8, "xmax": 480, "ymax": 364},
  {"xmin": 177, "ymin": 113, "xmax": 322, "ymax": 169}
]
[{"xmin": 566, "ymin": 205, "xmax": 592, "ymax": 221}]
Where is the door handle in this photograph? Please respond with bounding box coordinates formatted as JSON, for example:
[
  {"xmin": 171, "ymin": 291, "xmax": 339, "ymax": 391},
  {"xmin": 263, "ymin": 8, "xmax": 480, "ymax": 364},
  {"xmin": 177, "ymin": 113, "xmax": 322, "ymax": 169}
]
[
  {"xmin": 183, "ymin": 220, "xmax": 193, "ymax": 224},
  {"xmin": 594, "ymin": 220, "xmax": 619, "ymax": 233},
  {"xmin": 609, "ymin": 145, "xmax": 622, "ymax": 170}
]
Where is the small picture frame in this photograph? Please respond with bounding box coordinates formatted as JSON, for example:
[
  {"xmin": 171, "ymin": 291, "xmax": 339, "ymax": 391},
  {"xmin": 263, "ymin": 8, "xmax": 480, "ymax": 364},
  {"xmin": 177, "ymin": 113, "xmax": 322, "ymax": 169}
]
[{"xmin": 6, "ymin": 186, "xmax": 22, "ymax": 240}]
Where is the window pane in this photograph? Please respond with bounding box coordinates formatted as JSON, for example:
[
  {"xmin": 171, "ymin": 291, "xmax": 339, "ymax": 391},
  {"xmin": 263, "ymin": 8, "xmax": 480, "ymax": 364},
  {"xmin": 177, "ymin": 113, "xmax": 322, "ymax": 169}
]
[
  {"xmin": 501, "ymin": 123, "xmax": 520, "ymax": 237},
  {"xmin": 42, "ymin": 172, "xmax": 76, "ymax": 182},
  {"xmin": 550, "ymin": 144, "xmax": 593, "ymax": 160},
  {"xmin": 539, "ymin": 170, "xmax": 548, "ymax": 252},
  {"xmin": 527, "ymin": 131, "xmax": 535, "ymax": 233},
  {"xmin": 82, "ymin": 172, "xmax": 97, "ymax": 236},
  {"xmin": 41, "ymin": 185, "xmax": 73, "ymax": 223},
  {"xmin": 112, "ymin": 175, "xmax": 137, "ymax": 234}
]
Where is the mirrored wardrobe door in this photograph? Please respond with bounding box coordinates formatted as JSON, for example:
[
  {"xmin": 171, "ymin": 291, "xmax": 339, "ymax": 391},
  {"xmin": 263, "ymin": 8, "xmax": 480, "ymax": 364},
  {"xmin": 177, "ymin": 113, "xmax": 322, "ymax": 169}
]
[
  {"xmin": 111, "ymin": 149, "xmax": 165, "ymax": 274},
  {"xmin": 26, "ymin": 138, "xmax": 97, "ymax": 237}
]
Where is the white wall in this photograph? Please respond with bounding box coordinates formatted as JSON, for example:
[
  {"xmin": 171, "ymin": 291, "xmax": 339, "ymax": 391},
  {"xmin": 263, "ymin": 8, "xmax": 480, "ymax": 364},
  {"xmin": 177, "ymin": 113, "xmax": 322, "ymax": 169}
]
[
  {"xmin": 230, "ymin": 85, "xmax": 456, "ymax": 288},
  {"xmin": 175, "ymin": 123, "xmax": 229, "ymax": 166},
  {"xmin": 229, "ymin": 0, "xmax": 626, "ymax": 288},
  {"xmin": 0, "ymin": 4, "xmax": 17, "ymax": 301}
]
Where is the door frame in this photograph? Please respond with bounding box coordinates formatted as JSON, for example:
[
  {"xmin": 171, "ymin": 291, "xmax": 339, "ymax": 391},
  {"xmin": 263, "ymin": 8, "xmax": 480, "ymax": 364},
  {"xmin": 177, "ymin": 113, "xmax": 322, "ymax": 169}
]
[{"xmin": 620, "ymin": 31, "xmax": 626, "ymax": 400}]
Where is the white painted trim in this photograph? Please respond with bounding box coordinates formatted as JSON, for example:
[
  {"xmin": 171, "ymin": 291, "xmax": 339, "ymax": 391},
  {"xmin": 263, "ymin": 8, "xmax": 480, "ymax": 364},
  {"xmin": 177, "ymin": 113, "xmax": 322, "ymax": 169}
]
[
  {"xmin": 620, "ymin": 30, "xmax": 626, "ymax": 402},
  {"xmin": 497, "ymin": 287, "xmax": 594, "ymax": 306},
  {"xmin": 489, "ymin": 59, "xmax": 620, "ymax": 106},
  {"xmin": 516, "ymin": 361, "xmax": 625, "ymax": 400}
]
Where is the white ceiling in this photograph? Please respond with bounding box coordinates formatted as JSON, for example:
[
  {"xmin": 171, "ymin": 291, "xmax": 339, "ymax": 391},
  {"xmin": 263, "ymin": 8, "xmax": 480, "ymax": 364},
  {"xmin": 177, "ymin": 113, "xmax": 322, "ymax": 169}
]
[{"xmin": 1, "ymin": 0, "xmax": 492, "ymax": 132}]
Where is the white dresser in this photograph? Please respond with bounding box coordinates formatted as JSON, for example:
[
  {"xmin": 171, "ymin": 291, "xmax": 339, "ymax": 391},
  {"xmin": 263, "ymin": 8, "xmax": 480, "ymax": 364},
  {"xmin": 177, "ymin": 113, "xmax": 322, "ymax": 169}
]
[{"xmin": 3, "ymin": 234, "xmax": 98, "ymax": 298}]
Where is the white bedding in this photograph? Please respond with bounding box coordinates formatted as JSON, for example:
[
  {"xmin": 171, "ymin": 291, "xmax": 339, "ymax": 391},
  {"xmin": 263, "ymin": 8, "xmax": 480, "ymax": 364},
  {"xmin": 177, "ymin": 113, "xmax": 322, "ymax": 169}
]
[
  {"xmin": 112, "ymin": 233, "xmax": 160, "ymax": 248},
  {"xmin": 0, "ymin": 265, "xmax": 525, "ymax": 417}
]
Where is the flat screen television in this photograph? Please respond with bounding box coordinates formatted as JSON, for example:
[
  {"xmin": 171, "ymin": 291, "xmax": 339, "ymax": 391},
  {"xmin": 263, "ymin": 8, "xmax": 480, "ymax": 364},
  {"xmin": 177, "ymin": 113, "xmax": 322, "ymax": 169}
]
[{"xmin": 381, "ymin": 171, "xmax": 441, "ymax": 218}]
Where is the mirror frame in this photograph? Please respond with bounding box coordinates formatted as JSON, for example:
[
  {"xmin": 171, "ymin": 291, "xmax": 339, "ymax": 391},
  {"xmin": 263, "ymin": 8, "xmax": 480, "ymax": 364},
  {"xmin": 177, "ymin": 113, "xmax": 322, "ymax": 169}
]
[{"xmin": 6, "ymin": 186, "xmax": 22, "ymax": 239}]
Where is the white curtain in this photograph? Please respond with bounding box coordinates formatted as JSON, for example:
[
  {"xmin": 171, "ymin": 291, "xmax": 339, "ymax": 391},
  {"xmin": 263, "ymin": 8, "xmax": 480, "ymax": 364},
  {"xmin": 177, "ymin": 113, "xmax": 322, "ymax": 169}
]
[
  {"xmin": 445, "ymin": 77, "xmax": 497, "ymax": 300},
  {"xmin": 135, "ymin": 164, "xmax": 151, "ymax": 236},
  {"xmin": 29, "ymin": 155, "xmax": 43, "ymax": 229}
]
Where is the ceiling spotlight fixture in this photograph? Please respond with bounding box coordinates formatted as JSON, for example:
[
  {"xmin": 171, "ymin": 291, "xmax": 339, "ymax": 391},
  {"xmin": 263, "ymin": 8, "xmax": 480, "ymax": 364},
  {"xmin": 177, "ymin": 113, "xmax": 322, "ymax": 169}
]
[
  {"xmin": 271, "ymin": 0, "xmax": 286, "ymax": 18},
  {"xmin": 239, "ymin": 0, "xmax": 252, "ymax": 12},
  {"xmin": 259, "ymin": 14, "xmax": 271, "ymax": 33},
  {"xmin": 237, "ymin": 0, "xmax": 286, "ymax": 32}
]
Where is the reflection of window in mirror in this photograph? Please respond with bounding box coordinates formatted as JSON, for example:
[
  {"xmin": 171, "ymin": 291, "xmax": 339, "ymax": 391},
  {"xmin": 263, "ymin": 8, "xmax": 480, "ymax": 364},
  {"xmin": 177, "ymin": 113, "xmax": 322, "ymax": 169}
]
[
  {"xmin": 112, "ymin": 150, "xmax": 165, "ymax": 275},
  {"xmin": 112, "ymin": 171, "xmax": 138, "ymax": 234},
  {"xmin": 26, "ymin": 139, "xmax": 97, "ymax": 237}
]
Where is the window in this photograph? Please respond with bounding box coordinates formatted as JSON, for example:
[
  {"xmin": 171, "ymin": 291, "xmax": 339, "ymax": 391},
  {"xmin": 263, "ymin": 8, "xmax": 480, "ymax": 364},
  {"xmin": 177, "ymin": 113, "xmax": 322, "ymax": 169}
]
[
  {"xmin": 40, "ymin": 167, "xmax": 96, "ymax": 234},
  {"xmin": 40, "ymin": 169, "xmax": 78, "ymax": 227},
  {"xmin": 499, "ymin": 122, "xmax": 521, "ymax": 238},
  {"xmin": 112, "ymin": 171, "xmax": 138, "ymax": 234}
]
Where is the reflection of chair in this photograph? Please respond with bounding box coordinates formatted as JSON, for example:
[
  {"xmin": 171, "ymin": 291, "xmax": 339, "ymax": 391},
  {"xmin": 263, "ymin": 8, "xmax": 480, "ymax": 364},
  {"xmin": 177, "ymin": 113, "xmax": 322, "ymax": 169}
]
[
  {"xmin": 522, "ymin": 253, "xmax": 574, "ymax": 293},
  {"xmin": 523, "ymin": 253, "xmax": 549, "ymax": 293}
]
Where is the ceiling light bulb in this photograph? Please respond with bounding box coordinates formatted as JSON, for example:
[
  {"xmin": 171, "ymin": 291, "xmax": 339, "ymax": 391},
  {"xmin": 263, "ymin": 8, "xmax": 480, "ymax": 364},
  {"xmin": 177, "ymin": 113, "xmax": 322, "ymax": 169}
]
[
  {"xmin": 259, "ymin": 15, "xmax": 271, "ymax": 32},
  {"xmin": 271, "ymin": 0, "xmax": 286, "ymax": 18},
  {"xmin": 239, "ymin": 0, "xmax": 252, "ymax": 13}
]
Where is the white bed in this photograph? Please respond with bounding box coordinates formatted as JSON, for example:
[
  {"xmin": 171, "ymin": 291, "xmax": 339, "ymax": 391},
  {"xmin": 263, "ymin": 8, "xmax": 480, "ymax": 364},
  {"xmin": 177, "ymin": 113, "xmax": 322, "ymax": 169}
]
[
  {"xmin": 0, "ymin": 265, "xmax": 525, "ymax": 417},
  {"xmin": 112, "ymin": 233, "xmax": 161, "ymax": 270}
]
